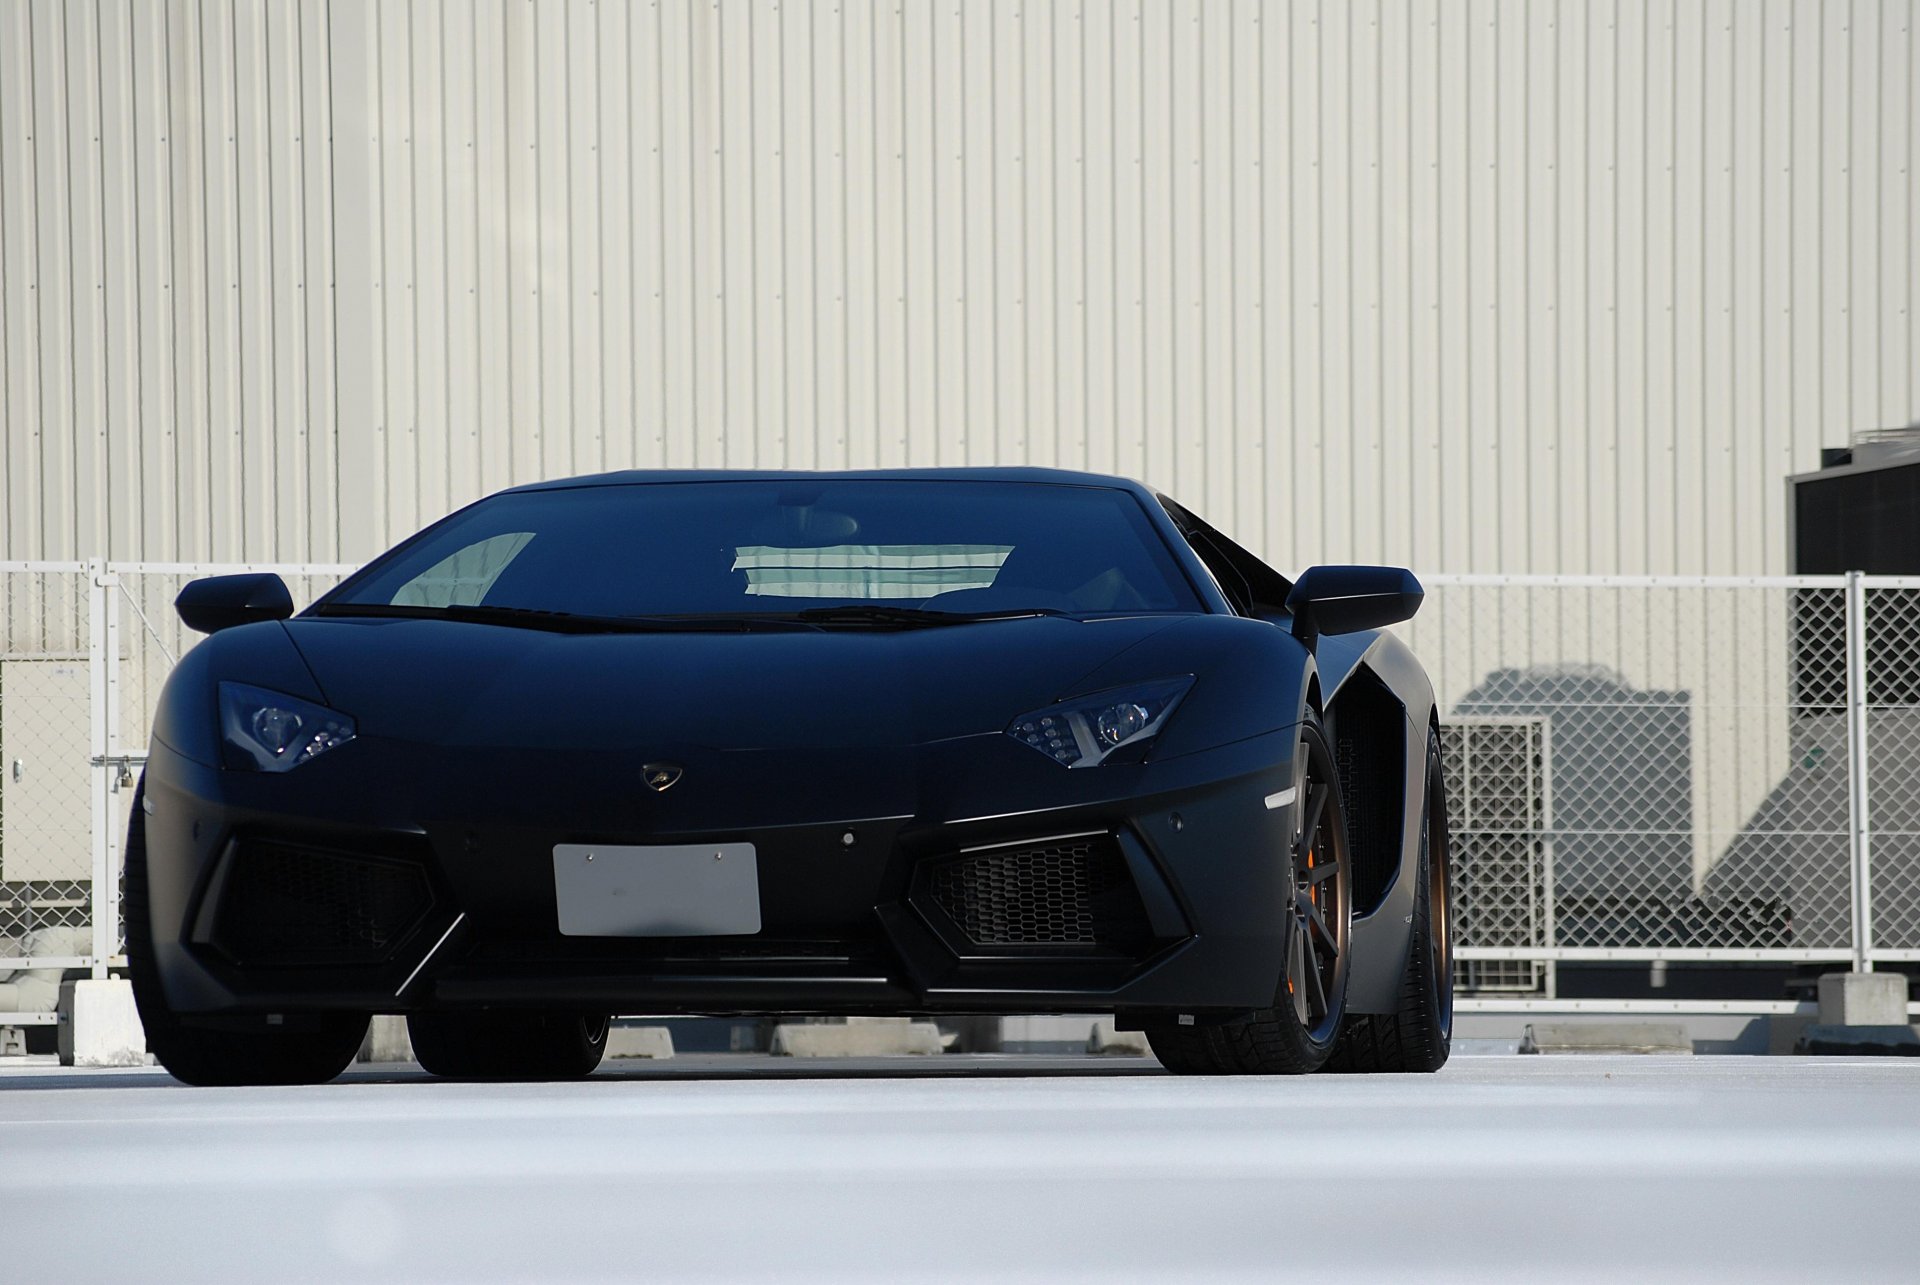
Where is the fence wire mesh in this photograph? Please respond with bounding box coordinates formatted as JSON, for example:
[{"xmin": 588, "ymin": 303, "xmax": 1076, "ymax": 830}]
[
  {"xmin": 0, "ymin": 567, "xmax": 94, "ymax": 968},
  {"xmin": 1864, "ymin": 583, "xmax": 1920, "ymax": 953},
  {"xmin": 1408, "ymin": 578, "xmax": 1858, "ymax": 978}
]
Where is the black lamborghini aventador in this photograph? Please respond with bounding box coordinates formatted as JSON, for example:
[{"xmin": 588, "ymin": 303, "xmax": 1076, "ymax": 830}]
[{"xmin": 128, "ymin": 469, "xmax": 1452, "ymax": 1084}]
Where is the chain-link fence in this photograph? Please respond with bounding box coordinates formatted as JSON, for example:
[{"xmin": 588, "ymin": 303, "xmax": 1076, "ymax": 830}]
[
  {"xmin": 0, "ymin": 564, "xmax": 95, "ymax": 972},
  {"xmin": 1, "ymin": 565, "xmax": 1915, "ymax": 1025},
  {"xmin": 1410, "ymin": 575, "xmax": 1892, "ymax": 997}
]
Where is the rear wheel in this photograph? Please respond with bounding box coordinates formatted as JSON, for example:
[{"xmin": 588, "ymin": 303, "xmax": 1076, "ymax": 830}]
[
  {"xmin": 408, "ymin": 1009, "xmax": 610, "ymax": 1080},
  {"xmin": 124, "ymin": 780, "xmax": 369, "ymax": 1086},
  {"xmin": 1148, "ymin": 714, "xmax": 1353, "ymax": 1075},
  {"xmin": 1328, "ymin": 729, "xmax": 1454, "ymax": 1073}
]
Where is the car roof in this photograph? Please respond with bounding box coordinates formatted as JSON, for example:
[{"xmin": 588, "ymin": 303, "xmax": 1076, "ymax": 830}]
[{"xmin": 503, "ymin": 466, "xmax": 1158, "ymax": 498}]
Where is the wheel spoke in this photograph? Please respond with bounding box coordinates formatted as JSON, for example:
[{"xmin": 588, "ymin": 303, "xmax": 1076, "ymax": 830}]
[
  {"xmin": 1299, "ymin": 926, "xmax": 1329, "ymax": 1020},
  {"xmin": 1288, "ymin": 916, "xmax": 1311, "ymax": 1023},
  {"xmin": 1308, "ymin": 861, "xmax": 1340, "ymax": 885},
  {"xmin": 1299, "ymin": 780, "xmax": 1330, "ymax": 849},
  {"xmin": 1297, "ymin": 892, "xmax": 1337, "ymax": 953}
]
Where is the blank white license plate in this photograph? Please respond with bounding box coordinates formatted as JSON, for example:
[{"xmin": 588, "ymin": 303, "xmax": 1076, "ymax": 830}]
[{"xmin": 552, "ymin": 843, "xmax": 761, "ymax": 937}]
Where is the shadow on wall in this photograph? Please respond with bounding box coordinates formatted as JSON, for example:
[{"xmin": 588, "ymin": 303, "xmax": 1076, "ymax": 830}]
[
  {"xmin": 1451, "ymin": 663, "xmax": 1899, "ymax": 951},
  {"xmin": 1450, "ymin": 666, "xmax": 1789, "ymax": 950},
  {"xmin": 1455, "ymin": 666, "xmax": 1693, "ymax": 950},
  {"xmin": 1709, "ymin": 710, "xmax": 1920, "ymax": 952}
]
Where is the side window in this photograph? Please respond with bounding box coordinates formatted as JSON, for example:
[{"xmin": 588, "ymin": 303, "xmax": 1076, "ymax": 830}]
[
  {"xmin": 1161, "ymin": 502, "xmax": 1251, "ymax": 615},
  {"xmin": 389, "ymin": 532, "xmax": 535, "ymax": 607}
]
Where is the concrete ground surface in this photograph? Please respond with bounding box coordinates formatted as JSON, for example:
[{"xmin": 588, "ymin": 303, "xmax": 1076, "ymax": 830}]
[{"xmin": 2, "ymin": 1055, "xmax": 1917, "ymax": 1282}]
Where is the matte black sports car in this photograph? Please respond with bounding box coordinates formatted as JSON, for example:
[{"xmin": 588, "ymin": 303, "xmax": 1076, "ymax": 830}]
[{"xmin": 128, "ymin": 469, "xmax": 1452, "ymax": 1084}]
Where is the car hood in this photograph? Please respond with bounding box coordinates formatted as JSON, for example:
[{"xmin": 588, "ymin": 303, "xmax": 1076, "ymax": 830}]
[{"xmin": 280, "ymin": 613, "xmax": 1186, "ymax": 751}]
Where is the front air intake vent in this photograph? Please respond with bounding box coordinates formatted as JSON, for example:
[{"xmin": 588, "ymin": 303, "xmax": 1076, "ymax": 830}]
[
  {"xmin": 915, "ymin": 834, "xmax": 1152, "ymax": 952},
  {"xmin": 209, "ymin": 840, "xmax": 434, "ymax": 966}
]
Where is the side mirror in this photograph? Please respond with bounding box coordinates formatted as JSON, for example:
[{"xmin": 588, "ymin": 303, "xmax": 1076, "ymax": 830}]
[
  {"xmin": 175, "ymin": 573, "xmax": 295, "ymax": 635},
  {"xmin": 1285, "ymin": 565, "xmax": 1423, "ymax": 645}
]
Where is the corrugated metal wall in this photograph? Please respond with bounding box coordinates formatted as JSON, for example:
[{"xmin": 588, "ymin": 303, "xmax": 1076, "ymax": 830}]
[{"xmin": 3, "ymin": 0, "xmax": 1917, "ymax": 571}]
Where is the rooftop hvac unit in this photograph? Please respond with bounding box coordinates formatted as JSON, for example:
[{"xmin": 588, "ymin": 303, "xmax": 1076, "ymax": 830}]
[{"xmin": 1442, "ymin": 715, "xmax": 1554, "ymax": 996}]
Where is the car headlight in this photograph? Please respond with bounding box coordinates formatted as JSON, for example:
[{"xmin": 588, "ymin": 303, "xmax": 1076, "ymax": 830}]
[
  {"xmin": 1007, "ymin": 677, "xmax": 1194, "ymax": 768},
  {"xmin": 219, "ymin": 682, "xmax": 357, "ymax": 772}
]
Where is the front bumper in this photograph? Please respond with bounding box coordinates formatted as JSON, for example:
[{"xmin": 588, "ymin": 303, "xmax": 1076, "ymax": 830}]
[{"xmin": 139, "ymin": 727, "xmax": 1300, "ymax": 1020}]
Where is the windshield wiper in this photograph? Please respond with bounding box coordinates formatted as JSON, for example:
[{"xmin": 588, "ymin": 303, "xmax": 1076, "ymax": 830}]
[
  {"xmin": 788, "ymin": 604, "xmax": 1077, "ymax": 628},
  {"xmin": 308, "ymin": 602, "xmax": 810, "ymax": 633}
]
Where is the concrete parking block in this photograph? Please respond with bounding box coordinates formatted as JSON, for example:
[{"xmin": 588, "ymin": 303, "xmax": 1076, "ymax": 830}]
[
  {"xmin": 770, "ymin": 1018, "xmax": 942, "ymax": 1057},
  {"xmin": 57, "ymin": 979, "xmax": 146, "ymax": 1068},
  {"xmin": 606, "ymin": 1025, "xmax": 676, "ymax": 1059}
]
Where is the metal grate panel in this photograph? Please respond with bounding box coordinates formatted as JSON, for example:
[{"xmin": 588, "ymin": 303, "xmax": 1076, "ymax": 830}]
[
  {"xmin": 921, "ymin": 835, "xmax": 1149, "ymax": 951},
  {"xmin": 209, "ymin": 841, "xmax": 433, "ymax": 966}
]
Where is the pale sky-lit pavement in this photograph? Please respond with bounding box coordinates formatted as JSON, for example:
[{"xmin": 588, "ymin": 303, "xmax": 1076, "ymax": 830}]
[{"xmin": 4, "ymin": 1055, "xmax": 1918, "ymax": 1281}]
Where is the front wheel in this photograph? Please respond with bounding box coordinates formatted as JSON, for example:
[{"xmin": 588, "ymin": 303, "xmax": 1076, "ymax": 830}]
[
  {"xmin": 408, "ymin": 1010, "xmax": 610, "ymax": 1080},
  {"xmin": 1148, "ymin": 714, "xmax": 1353, "ymax": 1075},
  {"xmin": 124, "ymin": 780, "xmax": 369, "ymax": 1086}
]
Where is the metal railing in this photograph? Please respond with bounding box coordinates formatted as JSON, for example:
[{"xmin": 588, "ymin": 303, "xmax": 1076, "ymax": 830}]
[{"xmin": 2, "ymin": 564, "xmax": 1915, "ymax": 1026}]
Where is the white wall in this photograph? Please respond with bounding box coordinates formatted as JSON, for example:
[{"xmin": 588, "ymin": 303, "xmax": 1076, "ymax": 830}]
[{"xmin": 2, "ymin": 0, "xmax": 1917, "ymax": 571}]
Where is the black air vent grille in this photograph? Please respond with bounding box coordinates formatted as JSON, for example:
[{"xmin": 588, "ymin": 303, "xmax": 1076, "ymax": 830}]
[
  {"xmin": 921, "ymin": 835, "xmax": 1150, "ymax": 950},
  {"xmin": 211, "ymin": 841, "xmax": 433, "ymax": 966}
]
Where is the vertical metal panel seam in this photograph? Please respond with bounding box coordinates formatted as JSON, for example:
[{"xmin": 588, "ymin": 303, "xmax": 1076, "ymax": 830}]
[
  {"xmin": 61, "ymin": 0, "xmax": 80, "ymax": 559},
  {"xmin": 195, "ymin": 0, "xmax": 214, "ymax": 559},
  {"xmin": 1210, "ymin": 0, "xmax": 1222, "ymax": 524},
  {"xmin": 652, "ymin": 0, "xmax": 666, "ymax": 461},
  {"xmin": 30, "ymin": 0, "xmax": 47, "ymax": 554},
  {"xmin": 792, "ymin": 0, "xmax": 805, "ymax": 468},
  {"xmin": 815, "ymin": 0, "xmax": 829, "ymax": 465},
  {"xmin": 710, "ymin": 3, "xmax": 723, "ymax": 465},
  {"xmin": 1108, "ymin": 0, "xmax": 1119, "ymax": 475},
  {"xmin": 406, "ymin": 0, "xmax": 422, "ymax": 519},
  {"xmin": 1018, "ymin": 1, "xmax": 1030, "ymax": 463},
  {"xmin": 928, "ymin": 8, "xmax": 939, "ymax": 465},
  {"xmin": 122, "ymin": 0, "xmax": 146, "ymax": 559},
  {"xmin": 1061, "ymin": 0, "xmax": 1076, "ymax": 467},
  {"xmin": 92, "ymin": 0, "xmax": 116, "ymax": 557},
  {"xmin": 263, "ymin": 0, "xmax": 281, "ymax": 560},
  {"xmin": 561, "ymin": 0, "xmax": 576, "ymax": 476},
  {"xmin": 741, "ymin": 5, "xmax": 756, "ymax": 465},
  {"xmin": 627, "ymin": 0, "xmax": 639, "ymax": 464},
  {"xmin": 0, "ymin": 6, "xmax": 10, "ymax": 553},
  {"xmin": 163, "ymin": 0, "xmax": 178, "ymax": 557},
  {"xmin": 442, "ymin": 0, "xmax": 456, "ymax": 505},
  {"xmin": 1696, "ymin": 4, "xmax": 1707, "ymax": 572},
  {"xmin": 0, "ymin": 8, "xmax": 8, "ymax": 545},
  {"xmin": 1433, "ymin": 0, "xmax": 1443, "ymax": 570},
  {"xmin": 1346, "ymin": 0, "xmax": 1357, "ymax": 556},
  {"xmin": 838, "ymin": 0, "xmax": 852, "ymax": 468},
  {"xmin": 594, "ymin": 0, "xmax": 606, "ymax": 473},
  {"xmin": 1157, "ymin": 0, "xmax": 1169, "ymax": 494},
  {"xmin": 627, "ymin": 0, "xmax": 640, "ymax": 464}
]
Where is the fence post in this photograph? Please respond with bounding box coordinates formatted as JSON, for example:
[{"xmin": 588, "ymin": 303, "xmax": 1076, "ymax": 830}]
[
  {"xmin": 102, "ymin": 566, "xmax": 123, "ymax": 968},
  {"xmin": 86, "ymin": 559, "xmax": 112, "ymax": 980},
  {"xmin": 1845, "ymin": 571, "xmax": 1873, "ymax": 973}
]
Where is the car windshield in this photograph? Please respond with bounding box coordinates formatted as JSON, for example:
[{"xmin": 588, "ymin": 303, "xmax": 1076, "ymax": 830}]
[{"xmin": 316, "ymin": 480, "xmax": 1204, "ymax": 621}]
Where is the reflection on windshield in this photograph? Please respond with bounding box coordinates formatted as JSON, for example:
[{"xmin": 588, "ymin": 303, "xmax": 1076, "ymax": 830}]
[{"xmin": 317, "ymin": 480, "xmax": 1202, "ymax": 622}]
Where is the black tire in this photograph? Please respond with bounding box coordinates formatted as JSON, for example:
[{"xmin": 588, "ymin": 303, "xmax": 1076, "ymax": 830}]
[
  {"xmin": 408, "ymin": 1009, "xmax": 610, "ymax": 1080},
  {"xmin": 1148, "ymin": 714, "xmax": 1353, "ymax": 1075},
  {"xmin": 1327, "ymin": 729, "xmax": 1454, "ymax": 1073},
  {"xmin": 124, "ymin": 779, "xmax": 370, "ymax": 1086}
]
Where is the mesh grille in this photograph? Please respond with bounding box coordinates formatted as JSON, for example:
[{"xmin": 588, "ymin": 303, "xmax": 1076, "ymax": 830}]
[
  {"xmin": 923, "ymin": 835, "xmax": 1149, "ymax": 949},
  {"xmin": 211, "ymin": 842, "xmax": 433, "ymax": 966}
]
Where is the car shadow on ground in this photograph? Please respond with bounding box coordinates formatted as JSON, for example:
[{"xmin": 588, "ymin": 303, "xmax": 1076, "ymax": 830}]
[{"xmin": 0, "ymin": 1053, "xmax": 1167, "ymax": 1090}]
